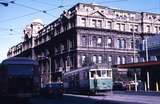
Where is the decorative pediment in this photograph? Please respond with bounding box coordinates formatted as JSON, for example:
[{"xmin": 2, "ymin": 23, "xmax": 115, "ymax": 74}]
[{"xmin": 89, "ymin": 11, "xmax": 106, "ymax": 18}]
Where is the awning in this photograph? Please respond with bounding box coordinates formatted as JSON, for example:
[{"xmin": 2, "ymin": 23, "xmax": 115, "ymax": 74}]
[{"xmin": 112, "ymin": 61, "xmax": 160, "ymax": 69}]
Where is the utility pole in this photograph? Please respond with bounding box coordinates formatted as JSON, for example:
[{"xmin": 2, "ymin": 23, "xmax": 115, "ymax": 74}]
[
  {"xmin": 132, "ymin": 28, "xmax": 138, "ymax": 92},
  {"xmin": 145, "ymin": 37, "xmax": 148, "ymax": 62},
  {"xmin": 144, "ymin": 37, "xmax": 150, "ymax": 91}
]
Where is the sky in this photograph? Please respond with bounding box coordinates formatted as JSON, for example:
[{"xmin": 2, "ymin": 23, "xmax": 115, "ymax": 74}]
[{"xmin": 0, "ymin": 0, "xmax": 160, "ymax": 62}]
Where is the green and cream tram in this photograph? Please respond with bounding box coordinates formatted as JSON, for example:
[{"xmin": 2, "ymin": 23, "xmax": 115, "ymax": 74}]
[{"xmin": 63, "ymin": 65, "xmax": 113, "ymax": 94}]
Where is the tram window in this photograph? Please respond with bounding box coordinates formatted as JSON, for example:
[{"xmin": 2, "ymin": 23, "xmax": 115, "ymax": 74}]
[
  {"xmin": 91, "ymin": 71, "xmax": 96, "ymax": 78},
  {"xmin": 83, "ymin": 72, "xmax": 88, "ymax": 79},
  {"xmin": 102, "ymin": 70, "xmax": 107, "ymax": 77},
  {"xmin": 107, "ymin": 70, "xmax": 112, "ymax": 77},
  {"xmin": 97, "ymin": 70, "xmax": 101, "ymax": 77}
]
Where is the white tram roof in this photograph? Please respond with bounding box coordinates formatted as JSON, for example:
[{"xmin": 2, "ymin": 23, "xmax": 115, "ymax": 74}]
[
  {"xmin": 64, "ymin": 66, "xmax": 111, "ymax": 76},
  {"xmin": 64, "ymin": 66, "xmax": 89, "ymax": 76}
]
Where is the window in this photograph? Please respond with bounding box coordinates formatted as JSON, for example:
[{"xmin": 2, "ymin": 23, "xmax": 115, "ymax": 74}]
[
  {"xmin": 116, "ymin": 23, "xmax": 120, "ymax": 30},
  {"xmin": 131, "ymin": 56, "xmax": 134, "ymax": 63},
  {"xmin": 107, "ymin": 70, "xmax": 112, "ymax": 77},
  {"xmin": 97, "ymin": 37, "xmax": 102, "ymax": 46},
  {"xmin": 121, "ymin": 39, "xmax": 126, "ymax": 48},
  {"xmin": 81, "ymin": 36, "xmax": 87, "ymax": 46},
  {"xmin": 91, "ymin": 71, "xmax": 96, "ymax": 78},
  {"xmin": 81, "ymin": 18, "xmax": 86, "ymax": 27},
  {"xmin": 83, "ymin": 72, "xmax": 88, "ymax": 79},
  {"xmin": 135, "ymin": 57, "xmax": 138, "ymax": 62},
  {"xmin": 97, "ymin": 70, "xmax": 101, "ymax": 77},
  {"xmin": 93, "ymin": 55, "xmax": 97, "ymax": 63},
  {"xmin": 107, "ymin": 21, "xmax": 112, "ymax": 29},
  {"xmin": 134, "ymin": 25, "xmax": 138, "ymax": 32},
  {"xmin": 130, "ymin": 25, "xmax": 134, "ymax": 32},
  {"xmin": 131, "ymin": 39, "xmax": 134, "ymax": 49},
  {"xmin": 61, "ymin": 44, "xmax": 64, "ymax": 52},
  {"xmin": 98, "ymin": 56, "xmax": 102, "ymax": 63},
  {"xmin": 63, "ymin": 25, "xmax": 68, "ymax": 31},
  {"xmin": 146, "ymin": 25, "xmax": 150, "ymax": 33},
  {"xmin": 102, "ymin": 70, "xmax": 107, "ymax": 77},
  {"xmin": 155, "ymin": 26, "xmax": 158, "ymax": 33},
  {"xmin": 108, "ymin": 56, "xmax": 112, "ymax": 62},
  {"xmin": 97, "ymin": 20, "xmax": 102, "ymax": 28},
  {"xmin": 107, "ymin": 38, "xmax": 112, "ymax": 47},
  {"xmin": 117, "ymin": 39, "xmax": 121, "ymax": 48},
  {"xmin": 92, "ymin": 36, "xmax": 97, "ymax": 47},
  {"xmin": 92, "ymin": 20, "xmax": 96, "ymax": 27},
  {"xmin": 71, "ymin": 21, "xmax": 75, "ymax": 28},
  {"xmin": 121, "ymin": 24, "xmax": 125, "ymax": 31},
  {"xmin": 122, "ymin": 56, "xmax": 125, "ymax": 64},
  {"xmin": 66, "ymin": 56, "xmax": 70, "ymax": 66},
  {"xmin": 117, "ymin": 56, "xmax": 121, "ymax": 64},
  {"xmin": 68, "ymin": 39, "xmax": 72, "ymax": 49},
  {"xmin": 82, "ymin": 55, "xmax": 86, "ymax": 64}
]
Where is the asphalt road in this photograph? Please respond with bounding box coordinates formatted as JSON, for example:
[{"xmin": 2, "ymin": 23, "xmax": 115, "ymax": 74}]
[
  {"xmin": 1, "ymin": 91, "xmax": 159, "ymax": 104},
  {"xmin": 29, "ymin": 94, "xmax": 142, "ymax": 104}
]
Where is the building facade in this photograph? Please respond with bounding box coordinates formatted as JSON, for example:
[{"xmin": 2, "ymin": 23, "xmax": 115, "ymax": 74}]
[{"xmin": 7, "ymin": 3, "xmax": 160, "ymax": 85}]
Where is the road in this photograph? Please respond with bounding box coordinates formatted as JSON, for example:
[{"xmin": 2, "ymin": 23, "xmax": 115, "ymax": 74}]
[
  {"xmin": 1, "ymin": 92, "xmax": 160, "ymax": 104},
  {"xmin": 29, "ymin": 94, "xmax": 142, "ymax": 104}
]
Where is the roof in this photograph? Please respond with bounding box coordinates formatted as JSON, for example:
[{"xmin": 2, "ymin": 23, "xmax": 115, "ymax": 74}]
[
  {"xmin": 32, "ymin": 19, "xmax": 43, "ymax": 24},
  {"xmin": 112, "ymin": 61, "xmax": 160, "ymax": 69},
  {"xmin": 2, "ymin": 57, "xmax": 38, "ymax": 65}
]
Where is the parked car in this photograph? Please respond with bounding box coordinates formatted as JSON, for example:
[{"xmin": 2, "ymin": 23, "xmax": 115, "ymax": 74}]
[
  {"xmin": 40, "ymin": 82, "xmax": 64, "ymax": 97},
  {"xmin": 113, "ymin": 81, "xmax": 126, "ymax": 91}
]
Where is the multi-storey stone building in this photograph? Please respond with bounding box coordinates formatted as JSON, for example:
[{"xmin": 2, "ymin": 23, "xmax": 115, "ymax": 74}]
[{"xmin": 7, "ymin": 3, "xmax": 160, "ymax": 85}]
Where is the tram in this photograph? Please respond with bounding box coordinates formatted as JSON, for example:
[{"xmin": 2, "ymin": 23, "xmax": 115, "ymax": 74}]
[
  {"xmin": 63, "ymin": 65, "xmax": 113, "ymax": 94},
  {"xmin": 0, "ymin": 57, "xmax": 40, "ymax": 98}
]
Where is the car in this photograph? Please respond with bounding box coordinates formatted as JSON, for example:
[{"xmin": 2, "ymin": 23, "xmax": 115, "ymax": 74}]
[
  {"xmin": 113, "ymin": 81, "xmax": 126, "ymax": 91},
  {"xmin": 40, "ymin": 82, "xmax": 64, "ymax": 97}
]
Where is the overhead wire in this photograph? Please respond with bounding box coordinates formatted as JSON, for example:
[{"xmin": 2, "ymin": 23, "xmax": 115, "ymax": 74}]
[
  {"xmin": 30, "ymin": 0, "xmax": 60, "ymax": 7},
  {"xmin": 0, "ymin": 27, "xmax": 22, "ymax": 34},
  {"xmin": 0, "ymin": 11, "xmax": 39, "ymax": 23},
  {"xmin": 90, "ymin": 0, "xmax": 129, "ymax": 4},
  {"xmin": 1, "ymin": 0, "xmax": 159, "ymax": 28},
  {"xmin": 0, "ymin": 5, "xmax": 68, "ymax": 23},
  {"xmin": 0, "ymin": 0, "xmax": 74, "ymax": 23},
  {"xmin": 8, "ymin": 0, "xmax": 57, "ymax": 17}
]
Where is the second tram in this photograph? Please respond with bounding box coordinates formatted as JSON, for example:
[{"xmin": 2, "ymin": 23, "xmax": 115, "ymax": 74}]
[{"xmin": 63, "ymin": 65, "xmax": 113, "ymax": 94}]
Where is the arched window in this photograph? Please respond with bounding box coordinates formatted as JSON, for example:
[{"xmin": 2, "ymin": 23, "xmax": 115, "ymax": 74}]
[
  {"xmin": 131, "ymin": 39, "xmax": 134, "ymax": 49},
  {"xmin": 81, "ymin": 36, "xmax": 87, "ymax": 46},
  {"xmin": 108, "ymin": 55, "xmax": 112, "ymax": 62},
  {"xmin": 121, "ymin": 39, "xmax": 126, "ymax": 48},
  {"xmin": 98, "ymin": 56, "xmax": 102, "ymax": 63},
  {"xmin": 97, "ymin": 37, "xmax": 102, "ymax": 46},
  {"xmin": 107, "ymin": 37, "xmax": 112, "ymax": 48},
  {"xmin": 92, "ymin": 55, "xmax": 97, "ymax": 63},
  {"xmin": 117, "ymin": 39, "xmax": 121, "ymax": 48},
  {"xmin": 117, "ymin": 56, "xmax": 121, "ymax": 64},
  {"xmin": 81, "ymin": 55, "xmax": 86, "ymax": 64},
  {"xmin": 92, "ymin": 36, "xmax": 97, "ymax": 47},
  {"xmin": 122, "ymin": 56, "xmax": 125, "ymax": 64},
  {"xmin": 131, "ymin": 56, "xmax": 134, "ymax": 63}
]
